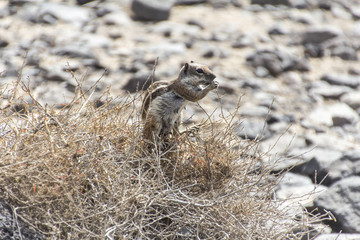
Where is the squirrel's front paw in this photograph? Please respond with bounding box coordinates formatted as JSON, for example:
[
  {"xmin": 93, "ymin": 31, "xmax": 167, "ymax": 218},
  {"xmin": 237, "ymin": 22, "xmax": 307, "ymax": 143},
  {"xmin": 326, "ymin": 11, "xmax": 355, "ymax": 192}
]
[{"xmin": 211, "ymin": 81, "xmax": 219, "ymax": 89}]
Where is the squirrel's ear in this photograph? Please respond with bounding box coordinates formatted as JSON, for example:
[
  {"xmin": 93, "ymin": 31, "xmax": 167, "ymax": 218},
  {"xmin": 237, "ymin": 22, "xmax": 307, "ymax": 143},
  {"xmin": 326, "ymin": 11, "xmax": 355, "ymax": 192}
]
[{"xmin": 183, "ymin": 63, "xmax": 189, "ymax": 74}]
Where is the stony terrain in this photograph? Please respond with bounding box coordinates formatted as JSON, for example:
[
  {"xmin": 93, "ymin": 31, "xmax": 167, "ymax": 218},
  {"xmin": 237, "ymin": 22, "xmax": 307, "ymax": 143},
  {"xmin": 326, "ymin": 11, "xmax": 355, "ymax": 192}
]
[{"xmin": 1, "ymin": 0, "xmax": 360, "ymax": 239}]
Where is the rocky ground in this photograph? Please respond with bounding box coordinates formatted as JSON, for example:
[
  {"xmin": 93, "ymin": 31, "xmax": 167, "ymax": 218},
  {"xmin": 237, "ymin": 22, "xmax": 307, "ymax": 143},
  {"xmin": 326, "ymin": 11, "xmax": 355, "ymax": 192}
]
[{"xmin": 1, "ymin": 0, "xmax": 360, "ymax": 239}]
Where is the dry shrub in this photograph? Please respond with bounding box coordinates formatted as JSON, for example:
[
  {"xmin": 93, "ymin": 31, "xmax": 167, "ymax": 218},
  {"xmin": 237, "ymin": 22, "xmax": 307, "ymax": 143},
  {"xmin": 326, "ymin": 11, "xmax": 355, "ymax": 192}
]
[{"xmin": 0, "ymin": 75, "xmax": 329, "ymax": 239}]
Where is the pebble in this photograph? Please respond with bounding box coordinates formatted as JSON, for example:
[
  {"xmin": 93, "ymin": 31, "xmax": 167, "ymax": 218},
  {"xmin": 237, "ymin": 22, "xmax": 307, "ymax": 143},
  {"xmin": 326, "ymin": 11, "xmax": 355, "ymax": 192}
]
[
  {"xmin": 233, "ymin": 118, "xmax": 271, "ymax": 140},
  {"xmin": 331, "ymin": 46, "xmax": 358, "ymax": 61},
  {"xmin": 290, "ymin": 147, "xmax": 343, "ymax": 185},
  {"xmin": 276, "ymin": 172, "xmax": 328, "ymax": 207},
  {"xmin": 131, "ymin": 0, "xmax": 175, "ymax": 21},
  {"xmin": 21, "ymin": 2, "xmax": 94, "ymax": 25},
  {"xmin": 315, "ymin": 234, "xmax": 360, "ymax": 240},
  {"xmin": 0, "ymin": 199, "xmax": 46, "ymax": 240},
  {"xmin": 301, "ymin": 26, "xmax": 342, "ymax": 45},
  {"xmin": 251, "ymin": 0, "xmax": 290, "ymax": 6},
  {"xmin": 314, "ymin": 176, "xmax": 360, "ymax": 233},
  {"xmin": 321, "ymin": 74, "xmax": 360, "ymax": 88},
  {"xmin": 305, "ymin": 103, "xmax": 359, "ymax": 127},
  {"xmin": 309, "ymin": 81, "xmax": 351, "ymax": 100},
  {"xmin": 122, "ymin": 72, "xmax": 157, "ymax": 93},
  {"xmin": 341, "ymin": 91, "xmax": 360, "ymax": 110},
  {"xmin": 246, "ymin": 49, "xmax": 309, "ymax": 77}
]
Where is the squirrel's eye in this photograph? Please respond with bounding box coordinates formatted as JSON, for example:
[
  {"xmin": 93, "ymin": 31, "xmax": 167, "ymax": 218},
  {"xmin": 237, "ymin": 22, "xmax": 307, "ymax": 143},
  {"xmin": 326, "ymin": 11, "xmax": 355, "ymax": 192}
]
[{"xmin": 196, "ymin": 68, "xmax": 204, "ymax": 74}]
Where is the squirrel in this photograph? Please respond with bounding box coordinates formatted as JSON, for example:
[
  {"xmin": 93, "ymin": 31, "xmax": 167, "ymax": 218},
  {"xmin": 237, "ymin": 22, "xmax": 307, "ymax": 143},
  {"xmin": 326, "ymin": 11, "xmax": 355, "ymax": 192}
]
[{"xmin": 141, "ymin": 61, "xmax": 218, "ymax": 147}]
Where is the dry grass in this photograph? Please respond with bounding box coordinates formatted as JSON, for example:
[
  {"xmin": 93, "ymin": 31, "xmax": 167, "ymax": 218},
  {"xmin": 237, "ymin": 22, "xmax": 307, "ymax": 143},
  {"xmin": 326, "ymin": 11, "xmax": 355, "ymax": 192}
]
[{"xmin": 0, "ymin": 70, "xmax": 329, "ymax": 239}]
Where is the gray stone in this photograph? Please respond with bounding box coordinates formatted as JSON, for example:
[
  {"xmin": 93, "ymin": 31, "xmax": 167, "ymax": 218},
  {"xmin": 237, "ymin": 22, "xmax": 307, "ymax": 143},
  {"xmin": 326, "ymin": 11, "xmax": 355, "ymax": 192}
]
[
  {"xmin": 231, "ymin": 34, "xmax": 255, "ymax": 48},
  {"xmin": 149, "ymin": 22, "xmax": 201, "ymax": 39},
  {"xmin": 131, "ymin": 0, "xmax": 175, "ymax": 21},
  {"xmin": 268, "ymin": 24, "xmax": 290, "ymax": 35},
  {"xmin": 0, "ymin": 198, "xmax": 46, "ymax": 240},
  {"xmin": 240, "ymin": 105, "xmax": 270, "ymax": 118},
  {"xmin": 306, "ymin": 103, "xmax": 359, "ymax": 127},
  {"xmin": 350, "ymin": 6, "xmax": 360, "ymax": 20},
  {"xmin": 314, "ymin": 176, "xmax": 360, "ymax": 233},
  {"xmin": 321, "ymin": 74, "xmax": 360, "ymax": 88},
  {"xmin": 315, "ymin": 234, "xmax": 360, "ymax": 240},
  {"xmin": 331, "ymin": 46, "xmax": 358, "ymax": 61},
  {"xmin": 32, "ymin": 82, "xmax": 75, "ymax": 106},
  {"xmin": 0, "ymin": 38, "xmax": 8, "ymax": 48},
  {"xmin": 122, "ymin": 72, "xmax": 157, "ymax": 93},
  {"xmin": 325, "ymin": 158, "xmax": 360, "ymax": 185},
  {"xmin": 145, "ymin": 42, "xmax": 187, "ymax": 59},
  {"xmin": 246, "ymin": 49, "xmax": 309, "ymax": 77},
  {"xmin": 21, "ymin": 2, "xmax": 93, "ymax": 25},
  {"xmin": 201, "ymin": 45, "xmax": 228, "ymax": 59},
  {"xmin": 53, "ymin": 45, "xmax": 96, "ymax": 59},
  {"xmin": 251, "ymin": 0, "xmax": 290, "ymax": 6},
  {"xmin": 341, "ymin": 91, "xmax": 360, "ymax": 110},
  {"xmin": 233, "ymin": 118, "xmax": 270, "ymax": 140},
  {"xmin": 103, "ymin": 11, "xmax": 132, "ymax": 26},
  {"xmin": 309, "ymin": 81, "xmax": 351, "ymax": 99},
  {"xmin": 304, "ymin": 43, "xmax": 324, "ymax": 58},
  {"xmin": 175, "ymin": 0, "xmax": 206, "ymax": 5},
  {"xmin": 276, "ymin": 172, "xmax": 328, "ymax": 207},
  {"xmin": 301, "ymin": 26, "xmax": 342, "ymax": 45},
  {"xmin": 290, "ymin": 147, "xmax": 343, "ymax": 185}
]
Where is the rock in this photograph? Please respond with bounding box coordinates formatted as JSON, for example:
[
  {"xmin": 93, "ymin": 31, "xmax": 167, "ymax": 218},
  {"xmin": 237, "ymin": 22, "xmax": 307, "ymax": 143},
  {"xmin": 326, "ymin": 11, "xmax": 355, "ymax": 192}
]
[
  {"xmin": 268, "ymin": 25, "xmax": 290, "ymax": 35},
  {"xmin": 20, "ymin": 2, "xmax": 93, "ymax": 25},
  {"xmin": 233, "ymin": 118, "xmax": 270, "ymax": 140},
  {"xmin": 331, "ymin": 46, "xmax": 358, "ymax": 61},
  {"xmin": 32, "ymin": 82, "xmax": 75, "ymax": 106},
  {"xmin": 201, "ymin": 45, "xmax": 228, "ymax": 59},
  {"xmin": 290, "ymin": 147, "xmax": 343, "ymax": 185},
  {"xmin": 240, "ymin": 105, "xmax": 270, "ymax": 118},
  {"xmin": 0, "ymin": 38, "xmax": 8, "ymax": 48},
  {"xmin": 131, "ymin": 0, "xmax": 175, "ymax": 21},
  {"xmin": 52, "ymin": 45, "xmax": 96, "ymax": 59},
  {"xmin": 304, "ymin": 43, "xmax": 324, "ymax": 58},
  {"xmin": 103, "ymin": 11, "xmax": 132, "ymax": 26},
  {"xmin": 260, "ymin": 133, "xmax": 308, "ymax": 171},
  {"xmin": 246, "ymin": 49, "xmax": 309, "ymax": 77},
  {"xmin": 145, "ymin": 42, "xmax": 187, "ymax": 59},
  {"xmin": 149, "ymin": 21, "xmax": 201, "ymax": 38},
  {"xmin": 350, "ymin": 6, "xmax": 360, "ymax": 20},
  {"xmin": 321, "ymin": 74, "xmax": 360, "ymax": 88},
  {"xmin": 231, "ymin": 34, "xmax": 255, "ymax": 48},
  {"xmin": 317, "ymin": 0, "xmax": 332, "ymax": 10},
  {"xmin": 42, "ymin": 68, "xmax": 70, "ymax": 82},
  {"xmin": 251, "ymin": 0, "xmax": 290, "ymax": 6},
  {"xmin": 77, "ymin": 0, "xmax": 94, "ymax": 5},
  {"xmin": 122, "ymin": 72, "xmax": 157, "ymax": 93},
  {"xmin": 314, "ymin": 176, "xmax": 360, "ymax": 233},
  {"xmin": 305, "ymin": 103, "xmax": 359, "ymax": 127},
  {"xmin": 208, "ymin": 0, "xmax": 232, "ymax": 8},
  {"xmin": 276, "ymin": 172, "xmax": 328, "ymax": 207},
  {"xmin": 0, "ymin": 198, "xmax": 46, "ymax": 240},
  {"xmin": 315, "ymin": 234, "xmax": 360, "ymax": 240},
  {"xmin": 324, "ymin": 158, "xmax": 360, "ymax": 185},
  {"xmin": 309, "ymin": 81, "xmax": 351, "ymax": 99},
  {"xmin": 341, "ymin": 91, "xmax": 360, "ymax": 110},
  {"xmin": 175, "ymin": 0, "xmax": 206, "ymax": 5},
  {"xmin": 301, "ymin": 26, "xmax": 342, "ymax": 45}
]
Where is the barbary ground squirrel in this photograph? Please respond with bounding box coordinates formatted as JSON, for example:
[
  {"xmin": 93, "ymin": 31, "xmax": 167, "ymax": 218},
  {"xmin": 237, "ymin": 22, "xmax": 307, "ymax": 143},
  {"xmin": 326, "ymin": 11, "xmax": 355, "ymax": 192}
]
[{"xmin": 141, "ymin": 61, "xmax": 218, "ymax": 147}]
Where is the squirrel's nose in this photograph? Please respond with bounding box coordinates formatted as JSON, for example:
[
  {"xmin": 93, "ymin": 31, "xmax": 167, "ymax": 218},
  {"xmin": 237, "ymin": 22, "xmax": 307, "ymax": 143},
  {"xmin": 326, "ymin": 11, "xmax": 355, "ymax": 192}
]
[{"xmin": 209, "ymin": 73, "xmax": 216, "ymax": 81}]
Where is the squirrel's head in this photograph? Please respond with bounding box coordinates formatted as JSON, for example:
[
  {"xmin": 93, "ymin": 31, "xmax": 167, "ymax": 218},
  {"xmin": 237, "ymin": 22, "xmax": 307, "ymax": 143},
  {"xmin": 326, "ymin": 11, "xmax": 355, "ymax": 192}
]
[{"xmin": 178, "ymin": 61, "xmax": 216, "ymax": 86}]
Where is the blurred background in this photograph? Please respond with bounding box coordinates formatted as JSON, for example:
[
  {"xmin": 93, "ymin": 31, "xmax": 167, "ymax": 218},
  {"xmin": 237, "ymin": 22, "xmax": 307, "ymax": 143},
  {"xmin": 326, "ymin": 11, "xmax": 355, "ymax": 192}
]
[{"xmin": 1, "ymin": 0, "xmax": 360, "ymax": 237}]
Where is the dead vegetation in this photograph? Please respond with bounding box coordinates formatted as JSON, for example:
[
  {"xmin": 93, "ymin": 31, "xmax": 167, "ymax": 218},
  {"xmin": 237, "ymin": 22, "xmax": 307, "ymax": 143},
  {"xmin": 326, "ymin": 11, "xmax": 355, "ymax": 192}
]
[{"xmin": 0, "ymin": 70, "xmax": 329, "ymax": 239}]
